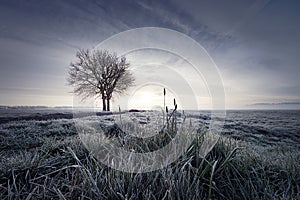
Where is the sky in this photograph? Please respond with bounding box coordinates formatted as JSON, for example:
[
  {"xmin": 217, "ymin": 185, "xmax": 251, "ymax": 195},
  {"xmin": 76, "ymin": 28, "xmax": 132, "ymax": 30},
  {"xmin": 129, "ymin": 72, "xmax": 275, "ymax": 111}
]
[{"xmin": 0, "ymin": 0, "xmax": 299, "ymax": 109}]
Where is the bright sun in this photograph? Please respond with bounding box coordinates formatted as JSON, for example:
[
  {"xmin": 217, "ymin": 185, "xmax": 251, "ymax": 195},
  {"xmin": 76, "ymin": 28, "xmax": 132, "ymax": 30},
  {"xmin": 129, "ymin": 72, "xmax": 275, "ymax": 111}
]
[{"xmin": 128, "ymin": 85, "xmax": 179, "ymax": 110}]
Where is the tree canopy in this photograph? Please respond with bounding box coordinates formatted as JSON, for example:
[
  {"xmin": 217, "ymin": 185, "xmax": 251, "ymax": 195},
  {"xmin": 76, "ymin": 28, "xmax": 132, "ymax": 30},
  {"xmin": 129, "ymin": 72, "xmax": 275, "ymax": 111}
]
[{"xmin": 67, "ymin": 49, "xmax": 134, "ymax": 111}]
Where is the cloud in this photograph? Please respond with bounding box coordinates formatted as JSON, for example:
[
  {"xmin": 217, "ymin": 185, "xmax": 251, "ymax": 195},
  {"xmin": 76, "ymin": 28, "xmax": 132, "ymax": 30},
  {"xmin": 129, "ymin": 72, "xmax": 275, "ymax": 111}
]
[{"xmin": 0, "ymin": 0, "xmax": 299, "ymax": 108}]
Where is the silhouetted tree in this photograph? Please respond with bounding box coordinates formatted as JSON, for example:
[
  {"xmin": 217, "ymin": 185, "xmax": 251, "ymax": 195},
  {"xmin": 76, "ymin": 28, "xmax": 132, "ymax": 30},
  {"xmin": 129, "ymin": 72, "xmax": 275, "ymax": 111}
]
[{"xmin": 67, "ymin": 49, "xmax": 134, "ymax": 111}]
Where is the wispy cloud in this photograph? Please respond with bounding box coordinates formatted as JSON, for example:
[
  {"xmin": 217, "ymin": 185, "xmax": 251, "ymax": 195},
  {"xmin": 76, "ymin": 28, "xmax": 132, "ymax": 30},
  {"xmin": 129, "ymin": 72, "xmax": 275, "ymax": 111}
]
[{"xmin": 0, "ymin": 0, "xmax": 299, "ymax": 108}]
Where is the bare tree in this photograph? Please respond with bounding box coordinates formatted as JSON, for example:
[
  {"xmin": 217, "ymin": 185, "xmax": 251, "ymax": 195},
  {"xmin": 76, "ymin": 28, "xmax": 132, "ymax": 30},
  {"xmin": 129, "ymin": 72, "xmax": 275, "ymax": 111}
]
[{"xmin": 67, "ymin": 49, "xmax": 134, "ymax": 111}]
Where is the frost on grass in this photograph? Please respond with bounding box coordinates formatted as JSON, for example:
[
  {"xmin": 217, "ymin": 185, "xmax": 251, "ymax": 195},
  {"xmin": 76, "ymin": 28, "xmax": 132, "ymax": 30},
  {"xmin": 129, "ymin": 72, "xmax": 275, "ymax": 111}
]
[{"xmin": 0, "ymin": 109, "xmax": 299, "ymax": 199}]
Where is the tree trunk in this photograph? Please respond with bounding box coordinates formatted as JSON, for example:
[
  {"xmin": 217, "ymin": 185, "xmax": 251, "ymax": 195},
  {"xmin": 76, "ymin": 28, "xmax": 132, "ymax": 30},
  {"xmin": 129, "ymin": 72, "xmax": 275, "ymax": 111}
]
[
  {"xmin": 107, "ymin": 98, "xmax": 110, "ymax": 111},
  {"xmin": 102, "ymin": 98, "xmax": 106, "ymax": 111}
]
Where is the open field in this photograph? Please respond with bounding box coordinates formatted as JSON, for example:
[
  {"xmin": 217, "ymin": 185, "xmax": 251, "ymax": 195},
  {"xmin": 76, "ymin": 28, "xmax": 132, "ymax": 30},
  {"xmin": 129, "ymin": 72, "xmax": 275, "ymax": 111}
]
[{"xmin": 0, "ymin": 109, "xmax": 299, "ymax": 199}]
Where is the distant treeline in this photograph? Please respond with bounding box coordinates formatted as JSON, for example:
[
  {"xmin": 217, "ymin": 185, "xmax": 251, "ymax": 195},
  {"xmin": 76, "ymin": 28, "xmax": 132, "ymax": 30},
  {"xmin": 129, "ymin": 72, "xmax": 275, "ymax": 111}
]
[{"xmin": 0, "ymin": 106, "xmax": 73, "ymax": 110}]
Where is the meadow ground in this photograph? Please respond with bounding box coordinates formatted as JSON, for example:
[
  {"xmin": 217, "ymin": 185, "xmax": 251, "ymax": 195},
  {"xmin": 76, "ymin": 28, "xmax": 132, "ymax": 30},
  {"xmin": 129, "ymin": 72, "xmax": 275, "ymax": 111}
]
[{"xmin": 0, "ymin": 109, "xmax": 299, "ymax": 199}]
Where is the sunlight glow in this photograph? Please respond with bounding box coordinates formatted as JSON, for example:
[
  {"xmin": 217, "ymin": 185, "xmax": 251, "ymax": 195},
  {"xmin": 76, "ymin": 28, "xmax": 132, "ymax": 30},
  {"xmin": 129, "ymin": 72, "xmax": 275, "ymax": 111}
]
[{"xmin": 128, "ymin": 85, "xmax": 179, "ymax": 110}]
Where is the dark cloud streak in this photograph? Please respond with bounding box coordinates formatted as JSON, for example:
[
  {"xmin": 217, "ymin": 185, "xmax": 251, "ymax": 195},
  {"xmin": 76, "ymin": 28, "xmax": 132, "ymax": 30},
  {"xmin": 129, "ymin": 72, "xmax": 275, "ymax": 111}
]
[{"xmin": 0, "ymin": 0, "xmax": 299, "ymax": 108}]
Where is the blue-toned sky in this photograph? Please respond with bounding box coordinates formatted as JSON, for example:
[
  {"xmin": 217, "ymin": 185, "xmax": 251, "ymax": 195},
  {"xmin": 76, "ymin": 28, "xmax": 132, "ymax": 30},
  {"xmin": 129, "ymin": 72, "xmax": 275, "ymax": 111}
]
[{"xmin": 0, "ymin": 0, "xmax": 299, "ymax": 109}]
